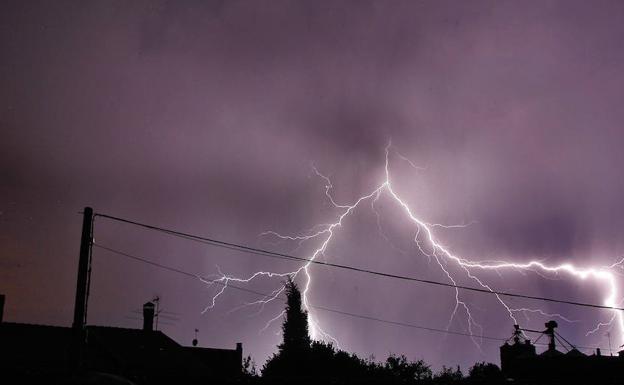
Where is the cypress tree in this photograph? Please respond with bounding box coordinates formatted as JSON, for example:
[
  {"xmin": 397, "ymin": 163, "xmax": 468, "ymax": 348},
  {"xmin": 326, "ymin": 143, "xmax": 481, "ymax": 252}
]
[
  {"xmin": 280, "ymin": 276, "xmax": 311, "ymax": 353},
  {"xmin": 262, "ymin": 277, "xmax": 311, "ymax": 378}
]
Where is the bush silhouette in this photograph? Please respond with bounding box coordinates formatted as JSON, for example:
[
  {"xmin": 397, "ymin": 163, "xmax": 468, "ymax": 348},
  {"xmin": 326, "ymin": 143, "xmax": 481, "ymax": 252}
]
[{"xmin": 467, "ymin": 362, "xmax": 502, "ymax": 384}]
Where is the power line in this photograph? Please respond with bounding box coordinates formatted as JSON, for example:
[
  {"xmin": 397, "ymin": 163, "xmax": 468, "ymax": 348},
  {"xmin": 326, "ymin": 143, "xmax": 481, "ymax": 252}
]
[
  {"xmin": 313, "ymin": 304, "xmax": 505, "ymax": 343},
  {"xmin": 93, "ymin": 243, "xmax": 607, "ymax": 353},
  {"xmin": 93, "ymin": 244, "xmax": 272, "ymax": 298},
  {"xmin": 93, "ymin": 243, "xmax": 506, "ymax": 343},
  {"xmin": 94, "ymin": 213, "xmax": 624, "ymax": 312}
]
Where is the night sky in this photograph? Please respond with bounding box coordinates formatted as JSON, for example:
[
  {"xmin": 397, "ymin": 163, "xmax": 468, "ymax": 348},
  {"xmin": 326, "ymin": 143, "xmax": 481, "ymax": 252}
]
[{"xmin": 3, "ymin": 0, "xmax": 624, "ymax": 371}]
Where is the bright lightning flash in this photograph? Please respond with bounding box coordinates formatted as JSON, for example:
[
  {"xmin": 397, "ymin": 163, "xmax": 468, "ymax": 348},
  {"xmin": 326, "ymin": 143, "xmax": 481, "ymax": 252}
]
[{"xmin": 202, "ymin": 143, "xmax": 624, "ymax": 351}]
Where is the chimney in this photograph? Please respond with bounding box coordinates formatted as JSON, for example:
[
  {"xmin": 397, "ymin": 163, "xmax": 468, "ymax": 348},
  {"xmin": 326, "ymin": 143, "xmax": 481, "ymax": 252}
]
[
  {"xmin": 236, "ymin": 342, "xmax": 243, "ymax": 370},
  {"xmin": 0, "ymin": 294, "xmax": 5, "ymax": 323},
  {"xmin": 143, "ymin": 302, "xmax": 155, "ymax": 332},
  {"xmin": 544, "ymin": 320, "xmax": 558, "ymax": 351}
]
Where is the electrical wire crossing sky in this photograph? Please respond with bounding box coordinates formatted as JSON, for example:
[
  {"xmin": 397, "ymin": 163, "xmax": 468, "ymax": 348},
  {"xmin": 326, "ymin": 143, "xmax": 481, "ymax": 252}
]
[
  {"xmin": 5, "ymin": 0, "xmax": 624, "ymax": 372},
  {"xmin": 203, "ymin": 143, "xmax": 624, "ymax": 351}
]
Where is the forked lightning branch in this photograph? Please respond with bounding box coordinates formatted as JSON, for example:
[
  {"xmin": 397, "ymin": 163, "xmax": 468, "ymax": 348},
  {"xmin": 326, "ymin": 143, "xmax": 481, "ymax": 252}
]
[{"xmin": 202, "ymin": 143, "xmax": 624, "ymax": 349}]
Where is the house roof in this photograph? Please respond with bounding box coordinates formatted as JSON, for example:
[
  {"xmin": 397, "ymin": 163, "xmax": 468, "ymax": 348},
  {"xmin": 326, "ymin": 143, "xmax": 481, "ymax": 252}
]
[
  {"xmin": 86, "ymin": 325, "xmax": 210, "ymax": 375},
  {"xmin": 539, "ymin": 348, "xmax": 565, "ymax": 358},
  {"xmin": 0, "ymin": 321, "xmax": 240, "ymax": 381},
  {"xmin": 0, "ymin": 322, "xmax": 71, "ymax": 366}
]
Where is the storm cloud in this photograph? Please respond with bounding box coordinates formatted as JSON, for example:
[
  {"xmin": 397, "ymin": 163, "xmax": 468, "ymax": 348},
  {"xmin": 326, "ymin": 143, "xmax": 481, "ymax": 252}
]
[{"xmin": 3, "ymin": 0, "xmax": 624, "ymax": 370}]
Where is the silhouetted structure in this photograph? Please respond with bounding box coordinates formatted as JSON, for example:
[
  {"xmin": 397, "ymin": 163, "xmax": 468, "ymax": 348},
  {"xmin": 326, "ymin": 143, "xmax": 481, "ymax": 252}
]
[
  {"xmin": 72, "ymin": 207, "xmax": 93, "ymax": 333},
  {"xmin": 0, "ymin": 322, "xmax": 72, "ymax": 380},
  {"xmin": 184, "ymin": 342, "xmax": 243, "ymax": 379},
  {"xmin": 0, "ymin": 294, "xmax": 4, "ymax": 323},
  {"xmin": 500, "ymin": 321, "xmax": 624, "ymax": 384},
  {"xmin": 143, "ymin": 301, "xmax": 155, "ymax": 332},
  {"xmin": 0, "ymin": 297, "xmax": 242, "ymax": 384}
]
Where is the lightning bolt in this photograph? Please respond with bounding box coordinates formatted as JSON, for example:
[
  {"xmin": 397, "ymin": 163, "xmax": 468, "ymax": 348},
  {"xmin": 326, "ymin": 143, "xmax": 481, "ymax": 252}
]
[
  {"xmin": 511, "ymin": 307, "xmax": 579, "ymax": 324},
  {"xmin": 203, "ymin": 142, "xmax": 624, "ymax": 351}
]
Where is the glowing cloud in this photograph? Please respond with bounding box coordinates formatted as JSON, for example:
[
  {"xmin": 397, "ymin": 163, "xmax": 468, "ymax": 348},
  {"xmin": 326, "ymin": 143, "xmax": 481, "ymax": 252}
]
[{"xmin": 203, "ymin": 143, "xmax": 624, "ymax": 350}]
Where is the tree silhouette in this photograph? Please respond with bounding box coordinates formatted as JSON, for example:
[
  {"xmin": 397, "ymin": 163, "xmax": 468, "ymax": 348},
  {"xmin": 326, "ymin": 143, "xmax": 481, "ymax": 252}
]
[
  {"xmin": 467, "ymin": 362, "xmax": 502, "ymax": 384},
  {"xmin": 262, "ymin": 277, "xmax": 311, "ymax": 379},
  {"xmin": 385, "ymin": 354, "xmax": 432, "ymax": 382},
  {"xmin": 280, "ymin": 276, "xmax": 311, "ymax": 354},
  {"xmin": 261, "ymin": 277, "xmax": 463, "ymax": 384},
  {"xmin": 434, "ymin": 365, "xmax": 463, "ymax": 383}
]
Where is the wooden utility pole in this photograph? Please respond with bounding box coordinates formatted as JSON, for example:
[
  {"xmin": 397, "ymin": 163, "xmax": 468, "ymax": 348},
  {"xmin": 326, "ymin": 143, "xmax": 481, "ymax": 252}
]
[
  {"xmin": 73, "ymin": 207, "xmax": 94, "ymax": 330},
  {"xmin": 71, "ymin": 207, "xmax": 94, "ymax": 368}
]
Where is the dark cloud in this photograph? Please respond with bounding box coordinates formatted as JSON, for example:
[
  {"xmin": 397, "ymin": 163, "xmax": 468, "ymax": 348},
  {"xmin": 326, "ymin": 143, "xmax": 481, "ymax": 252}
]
[{"xmin": 2, "ymin": 0, "xmax": 624, "ymax": 370}]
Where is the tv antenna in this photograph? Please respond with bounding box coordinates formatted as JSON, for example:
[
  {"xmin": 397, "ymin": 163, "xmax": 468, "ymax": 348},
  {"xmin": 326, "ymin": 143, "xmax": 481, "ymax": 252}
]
[{"xmin": 193, "ymin": 328, "xmax": 199, "ymax": 347}]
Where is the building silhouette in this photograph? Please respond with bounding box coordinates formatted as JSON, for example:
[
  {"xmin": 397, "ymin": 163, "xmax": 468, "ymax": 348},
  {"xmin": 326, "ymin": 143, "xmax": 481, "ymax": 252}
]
[
  {"xmin": 0, "ymin": 298, "xmax": 243, "ymax": 384},
  {"xmin": 500, "ymin": 321, "xmax": 624, "ymax": 384}
]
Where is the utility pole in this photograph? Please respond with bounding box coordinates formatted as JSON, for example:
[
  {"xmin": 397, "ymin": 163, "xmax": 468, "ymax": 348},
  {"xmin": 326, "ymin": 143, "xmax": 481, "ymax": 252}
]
[
  {"xmin": 0, "ymin": 294, "xmax": 5, "ymax": 323},
  {"xmin": 71, "ymin": 207, "xmax": 94, "ymax": 368}
]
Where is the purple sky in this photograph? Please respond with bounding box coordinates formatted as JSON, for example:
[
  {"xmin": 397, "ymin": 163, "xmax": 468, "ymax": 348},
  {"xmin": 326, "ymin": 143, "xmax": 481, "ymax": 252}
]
[{"xmin": 3, "ymin": 0, "xmax": 624, "ymax": 371}]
